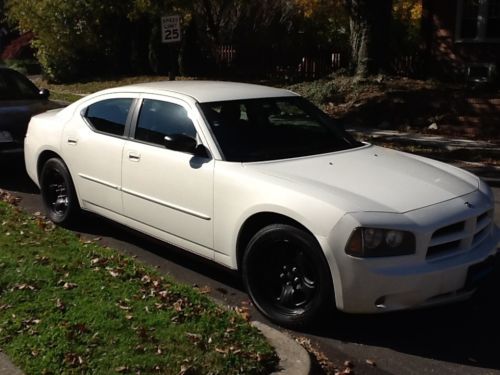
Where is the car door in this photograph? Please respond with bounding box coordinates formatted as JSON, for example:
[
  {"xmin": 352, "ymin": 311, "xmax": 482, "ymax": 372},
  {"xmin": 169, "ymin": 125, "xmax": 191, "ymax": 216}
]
[
  {"xmin": 61, "ymin": 94, "xmax": 136, "ymax": 215},
  {"xmin": 121, "ymin": 95, "xmax": 214, "ymax": 259}
]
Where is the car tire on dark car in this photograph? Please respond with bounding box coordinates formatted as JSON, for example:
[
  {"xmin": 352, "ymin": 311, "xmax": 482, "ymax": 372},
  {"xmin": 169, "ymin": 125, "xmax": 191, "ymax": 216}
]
[
  {"xmin": 242, "ymin": 224, "xmax": 334, "ymax": 328},
  {"xmin": 40, "ymin": 158, "xmax": 80, "ymax": 225}
]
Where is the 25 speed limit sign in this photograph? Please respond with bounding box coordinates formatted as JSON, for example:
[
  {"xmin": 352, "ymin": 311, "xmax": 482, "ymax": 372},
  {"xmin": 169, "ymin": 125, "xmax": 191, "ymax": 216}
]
[{"xmin": 161, "ymin": 15, "xmax": 181, "ymax": 43}]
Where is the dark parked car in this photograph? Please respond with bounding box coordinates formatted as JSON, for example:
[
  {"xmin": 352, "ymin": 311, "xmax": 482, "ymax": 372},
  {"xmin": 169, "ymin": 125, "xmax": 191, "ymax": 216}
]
[{"xmin": 0, "ymin": 67, "xmax": 61, "ymax": 155}]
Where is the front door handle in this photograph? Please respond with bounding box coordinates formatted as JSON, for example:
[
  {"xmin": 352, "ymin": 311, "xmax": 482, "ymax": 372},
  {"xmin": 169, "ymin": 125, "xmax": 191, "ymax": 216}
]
[{"xmin": 67, "ymin": 138, "xmax": 78, "ymax": 145}]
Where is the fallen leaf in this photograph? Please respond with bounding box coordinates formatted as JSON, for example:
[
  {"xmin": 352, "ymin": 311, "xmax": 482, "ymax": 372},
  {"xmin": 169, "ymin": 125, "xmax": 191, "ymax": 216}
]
[
  {"xmin": 173, "ymin": 299, "xmax": 183, "ymax": 312},
  {"xmin": 64, "ymin": 352, "xmax": 84, "ymax": 366},
  {"xmin": 90, "ymin": 258, "xmax": 101, "ymax": 265},
  {"xmin": 197, "ymin": 286, "xmax": 211, "ymax": 294},
  {"xmin": 158, "ymin": 290, "xmax": 169, "ymax": 298},
  {"xmin": 56, "ymin": 299, "xmax": 66, "ymax": 312},
  {"xmin": 108, "ymin": 270, "xmax": 120, "ymax": 278},
  {"xmin": 117, "ymin": 303, "xmax": 131, "ymax": 311},
  {"xmin": 63, "ymin": 282, "xmax": 78, "ymax": 290},
  {"xmin": 185, "ymin": 332, "xmax": 202, "ymax": 343},
  {"xmin": 13, "ymin": 283, "xmax": 36, "ymax": 291},
  {"xmin": 234, "ymin": 306, "xmax": 250, "ymax": 321}
]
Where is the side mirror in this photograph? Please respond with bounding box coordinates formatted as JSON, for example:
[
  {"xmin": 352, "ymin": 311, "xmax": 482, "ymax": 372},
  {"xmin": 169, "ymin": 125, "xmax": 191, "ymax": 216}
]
[
  {"xmin": 39, "ymin": 88, "xmax": 50, "ymax": 99},
  {"xmin": 164, "ymin": 134, "xmax": 198, "ymax": 154}
]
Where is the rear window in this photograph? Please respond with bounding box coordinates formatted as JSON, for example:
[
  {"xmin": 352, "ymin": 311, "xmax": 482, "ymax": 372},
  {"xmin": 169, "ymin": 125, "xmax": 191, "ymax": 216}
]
[{"xmin": 0, "ymin": 69, "xmax": 40, "ymax": 100}]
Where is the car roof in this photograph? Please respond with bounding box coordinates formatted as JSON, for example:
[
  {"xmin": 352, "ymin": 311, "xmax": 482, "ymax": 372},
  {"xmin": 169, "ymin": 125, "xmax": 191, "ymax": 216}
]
[{"xmin": 112, "ymin": 81, "xmax": 298, "ymax": 103}]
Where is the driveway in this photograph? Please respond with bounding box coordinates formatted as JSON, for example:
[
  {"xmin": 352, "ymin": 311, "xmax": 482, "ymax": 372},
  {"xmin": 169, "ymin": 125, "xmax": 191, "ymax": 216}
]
[{"xmin": 1, "ymin": 156, "xmax": 499, "ymax": 375}]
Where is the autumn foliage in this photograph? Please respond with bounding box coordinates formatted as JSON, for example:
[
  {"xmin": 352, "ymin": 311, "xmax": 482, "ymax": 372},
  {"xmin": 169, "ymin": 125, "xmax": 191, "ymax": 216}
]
[{"xmin": 3, "ymin": 0, "xmax": 423, "ymax": 82}]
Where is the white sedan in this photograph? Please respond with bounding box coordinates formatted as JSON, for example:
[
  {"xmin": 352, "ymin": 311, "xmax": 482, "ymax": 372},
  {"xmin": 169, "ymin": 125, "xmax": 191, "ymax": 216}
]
[{"xmin": 24, "ymin": 81, "xmax": 499, "ymax": 327}]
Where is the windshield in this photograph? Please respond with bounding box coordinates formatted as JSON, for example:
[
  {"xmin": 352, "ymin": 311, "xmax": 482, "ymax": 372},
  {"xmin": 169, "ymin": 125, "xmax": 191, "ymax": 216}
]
[
  {"xmin": 199, "ymin": 96, "xmax": 362, "ymax": 162},
  {"xmin": 0, "ymin": 69, "xmax": 40, "ymax": 100}
]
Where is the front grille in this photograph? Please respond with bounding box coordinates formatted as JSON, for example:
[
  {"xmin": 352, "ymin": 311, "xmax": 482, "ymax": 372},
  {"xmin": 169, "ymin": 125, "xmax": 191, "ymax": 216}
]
[
  {"xmin": 426, "ymin": 210, "xmax": 493, "ymax": 259},
  {"xmin": 432, "ymin": 221, "xmax": 465, "ymax": 238}
]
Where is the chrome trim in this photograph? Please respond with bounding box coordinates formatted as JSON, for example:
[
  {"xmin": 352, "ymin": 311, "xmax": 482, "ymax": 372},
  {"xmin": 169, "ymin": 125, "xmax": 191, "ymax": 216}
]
[
  {"xmin": 78, "ymin": 173, "xmax": 120, "ymax": 190},
  {"xmin": 81, "ymin": 200, "xmax": 219, "ymax": 253},
  {"xmin": 122, "ymin": 188, "xmax": 211, "ymax": 221}
]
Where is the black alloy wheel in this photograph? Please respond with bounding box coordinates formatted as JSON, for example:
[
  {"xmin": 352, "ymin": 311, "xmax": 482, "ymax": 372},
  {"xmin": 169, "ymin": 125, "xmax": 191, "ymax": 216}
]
[
  {"xmin": 40, "ymin": 158, "xmax": 80, "ymax": 225},
  {"xmin": 243, "ymin": 224, "xmax": 333, "ymax": 328}
]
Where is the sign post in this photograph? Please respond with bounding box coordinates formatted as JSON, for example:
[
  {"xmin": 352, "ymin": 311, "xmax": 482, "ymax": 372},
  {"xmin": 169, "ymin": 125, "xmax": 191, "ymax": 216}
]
[{"xmin": 161, "ymin": 15, "xmax": 181, "ymax": 80}]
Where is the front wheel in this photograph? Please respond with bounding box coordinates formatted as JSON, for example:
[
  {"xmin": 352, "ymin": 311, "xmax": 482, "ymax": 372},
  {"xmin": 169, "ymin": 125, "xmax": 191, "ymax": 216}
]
[
  {"xmin": 242, "ymin": 224, "xmax": 334, "ymax": 328},
  {"xmin": 40, "ymin": 158, "xmax": 80, "ymax": 225}
]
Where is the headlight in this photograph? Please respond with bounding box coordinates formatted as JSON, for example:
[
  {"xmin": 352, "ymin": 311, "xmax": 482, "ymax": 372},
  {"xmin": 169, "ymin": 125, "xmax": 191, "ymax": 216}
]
[{"xmin": 345, "ymin": 227, "xmax": 415, "ymax": 257}]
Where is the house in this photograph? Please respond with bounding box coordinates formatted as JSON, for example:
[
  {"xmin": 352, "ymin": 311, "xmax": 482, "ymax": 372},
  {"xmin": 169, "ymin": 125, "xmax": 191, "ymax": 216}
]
[{"xmin": 422, "ymin": 0, "xmax": 500, "ymax": 83}]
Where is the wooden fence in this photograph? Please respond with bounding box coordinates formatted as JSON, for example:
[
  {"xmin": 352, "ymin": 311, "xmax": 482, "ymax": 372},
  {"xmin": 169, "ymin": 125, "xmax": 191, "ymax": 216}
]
[
  {"xmin": 215, "ymin": 45, "xmax": 236, "ymax": 65},
  {"xmin": 215, "ymin": 44, "xmax": 421, "ymax": 79}
]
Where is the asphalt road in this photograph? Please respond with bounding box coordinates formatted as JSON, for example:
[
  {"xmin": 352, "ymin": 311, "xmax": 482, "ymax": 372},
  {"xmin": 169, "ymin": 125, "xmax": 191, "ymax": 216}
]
[{"xmin": 1, "ymin": 156, "xmax": 499, "ymax": 375}]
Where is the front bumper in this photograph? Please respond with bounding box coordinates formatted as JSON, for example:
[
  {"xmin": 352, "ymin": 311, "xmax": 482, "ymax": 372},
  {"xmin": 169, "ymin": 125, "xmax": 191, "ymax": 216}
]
[{"xmin": 327, "ymin": 189, "xmax": 499, "ymax": 313}]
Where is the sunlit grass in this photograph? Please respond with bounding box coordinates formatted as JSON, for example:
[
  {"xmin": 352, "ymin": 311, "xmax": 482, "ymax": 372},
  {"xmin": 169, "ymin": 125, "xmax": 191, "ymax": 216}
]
[{"xmin": 0, "ymin": 198, "xmax": 277, "ymax": 374}]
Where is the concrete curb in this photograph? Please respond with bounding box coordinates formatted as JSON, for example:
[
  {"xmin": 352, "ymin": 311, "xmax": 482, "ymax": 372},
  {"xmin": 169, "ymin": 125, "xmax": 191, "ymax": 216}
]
[
  {"xmin": 0, "ymin": 353, "xmax": 23, "ymax": 375},
  {"xmin": 252, "ymin": 321, "xmax": 311, "ymax": 375}
]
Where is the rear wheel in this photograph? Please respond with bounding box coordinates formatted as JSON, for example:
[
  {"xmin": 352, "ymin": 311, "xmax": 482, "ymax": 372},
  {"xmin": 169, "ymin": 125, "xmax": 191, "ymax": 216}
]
[
  {"xmin": 40, "ymin": 158, "xmax": 80, "ymax": 225},
  {"xmin": 242, "ymin": 224, "xmax": 333, "ymax": 328}
]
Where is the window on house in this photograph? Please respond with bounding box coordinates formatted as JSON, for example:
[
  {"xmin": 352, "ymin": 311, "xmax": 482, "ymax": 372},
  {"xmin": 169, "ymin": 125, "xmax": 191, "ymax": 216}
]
[
  {"xmin": 487, "ymin": 0, "xmax": 500, "ymax": 37},
  {"xmin": 458, "ymin": 0, "xmax": 500, "ymax": 41}
]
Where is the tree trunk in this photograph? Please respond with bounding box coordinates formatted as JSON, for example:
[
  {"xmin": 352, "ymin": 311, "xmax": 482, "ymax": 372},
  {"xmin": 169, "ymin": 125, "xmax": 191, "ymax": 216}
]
[{"xmin": 344, "ymin": 0, "xmax": 393, "ymax": 78}]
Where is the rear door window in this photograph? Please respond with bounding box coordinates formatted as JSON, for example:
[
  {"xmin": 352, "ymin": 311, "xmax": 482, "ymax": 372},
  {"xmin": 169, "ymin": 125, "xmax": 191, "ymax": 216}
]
[{"xmin": 84, "ymin": 98, "xmax": 133, "ymax": 136}]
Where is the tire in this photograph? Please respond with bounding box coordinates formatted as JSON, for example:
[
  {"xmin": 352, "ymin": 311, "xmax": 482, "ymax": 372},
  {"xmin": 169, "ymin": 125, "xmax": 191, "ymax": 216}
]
[
  {"xmin": 242, "ymin": 224, "xmax": 333, "ymax": 328},
  {"xmin": 40, "ymin": 158, "xmax": 80, "ymax": 225}
]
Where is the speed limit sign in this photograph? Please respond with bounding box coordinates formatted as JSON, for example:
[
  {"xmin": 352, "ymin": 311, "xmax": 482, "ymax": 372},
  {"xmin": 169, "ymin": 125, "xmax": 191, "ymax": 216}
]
[{"xmin": 161, "ymin": 15, "xmax": 181, "ymax": 43}]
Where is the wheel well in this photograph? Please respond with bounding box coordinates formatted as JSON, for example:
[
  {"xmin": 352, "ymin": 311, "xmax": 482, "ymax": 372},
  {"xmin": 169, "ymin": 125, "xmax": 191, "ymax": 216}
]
[
  {"xmin": 236, "ymin": 212, "xmax": 315, "ymax": 271},
  {"xmin": 37, "ymin": 151, "xmax": 62, "ymax": 181}
]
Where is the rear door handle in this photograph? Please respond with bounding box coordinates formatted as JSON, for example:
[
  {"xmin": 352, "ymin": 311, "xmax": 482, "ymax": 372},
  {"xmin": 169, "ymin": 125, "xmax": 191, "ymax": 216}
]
[
  {"xmin": 67, "ymin": 138, "xmax": 78, "ymax": 145},
  {"xmin": 128, "ymin": 151, "xmax": 141, "ymax": 162}
]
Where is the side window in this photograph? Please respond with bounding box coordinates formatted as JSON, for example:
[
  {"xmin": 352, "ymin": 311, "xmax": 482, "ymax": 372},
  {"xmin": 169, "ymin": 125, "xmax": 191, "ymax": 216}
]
[
  {"xmin": 84, "ymin": 98, "xmax": 133, "ymax": 136},
  {"xmin": 135, "ymin": 99, "xmax": 197, "ymax": 146}
]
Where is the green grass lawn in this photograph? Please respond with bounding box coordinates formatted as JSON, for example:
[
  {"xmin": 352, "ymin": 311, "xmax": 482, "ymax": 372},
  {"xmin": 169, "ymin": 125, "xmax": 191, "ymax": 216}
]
[{"xmin": 0, "ymin": 196, "xmax": 277, "ymax": 374}]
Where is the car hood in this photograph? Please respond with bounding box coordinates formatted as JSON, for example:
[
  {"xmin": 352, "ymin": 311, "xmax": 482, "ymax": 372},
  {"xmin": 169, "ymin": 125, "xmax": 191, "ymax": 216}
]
[{"xmin": 245, "ymin": 145, "xmax": 479, "ymax": 213}]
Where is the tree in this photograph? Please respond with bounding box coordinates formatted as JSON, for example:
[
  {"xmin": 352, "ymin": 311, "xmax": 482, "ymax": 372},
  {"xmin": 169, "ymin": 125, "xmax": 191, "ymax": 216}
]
[
  {"xmin": 5, "ymin": 0, "xmax": 136, "ymax": 81},
  {"xmin": 343, "ymin": 0, "xmax": 393, "ymax": 78}
]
